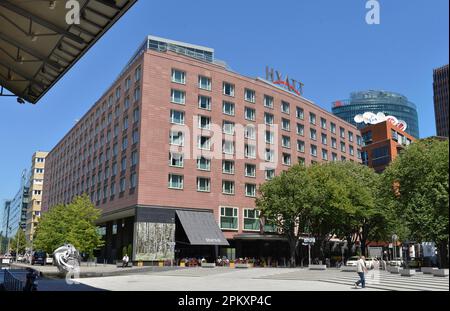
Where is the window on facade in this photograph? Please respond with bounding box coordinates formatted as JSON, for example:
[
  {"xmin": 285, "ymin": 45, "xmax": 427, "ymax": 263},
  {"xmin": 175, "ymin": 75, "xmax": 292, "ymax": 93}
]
[
  {"xmin": 198, "ymin": 95, "xmax": 211, "ymax": 110},
  {"xmin": 321, "ymin": 133, "xmax": 327, "ymax": 145},
  {"xmin": 296, "ymin": 107, "xmax": 304, "ymax": 120},
  {"xmin": 349, "ymin": 145, "xmax": 354, "ymax": 156},
  {"xmin": 170, "ymin": 110, "xmax": 185, "ymax": 124},
  {"xmin": 197, "ymin": 177, "xmax": 211, "ymax": 192},
  {"xmin": 330, "ymin": 122, "xmax": 336, "ymax": 134},
  {"xmin": 348, "ymin": 131, "xmax": 354, "ymax": 142},
  {"xmin": 223, "ymin": 120, "xmax": 235, "ymax": 135},
  {"xmin": 282, "ymin": 153, "xmax": 291, "ymax": 166},
  {"xmin": 245, "ymin": 107, "xmax": 256, "ymax": 121},
  {"xmin": 131, "ymin": 150, "xmax": 138, "ymax": 166},
  {"xmin": 220, "ymin": 207, "xmax": 238, "ymax": 229},
  {"xmin": 112, "ymin": 162, "xmax": 118, "ymax": 176},
  {"xmin": 310, "ymin": 128, "xmax": 317, "ymax": 140},
  {"xmin": 222, "ymin": 181, "xmax": 235, "ymax": 195},
  {"xmin": 265, "ymin": 130, "xmax": 274, "ymax": 144},
  {"xmin": 222, "ymin": 160, "xmax": 235, "ymax": 174},
  {"xmin": 134, "ymin": 66, "xmax": 141, "ymax": 82},
  {"xmin": 198, "ymin": 136, "xmax": 211, "ymax": 150},
  {"xmin": 310, "ymin": 144, "xmax": 318, "ymax": 157},
  {"xmin": 223, "ymin": 140, "xmax": 235, "ymax": 154},
  {"xmin": 245, "ymin": 125, "xmax": 256, "ymax": 140},
  {"xmin": 223, "ymin": 101, "xmax": 235, "ymax": 116},
  {"xmin": 264, "ymin": 95, "xmax": 274, "ymax": 108},
  {"xmin": 125, "ymin": 76, "xmax": 131, "ymax": 91},
  {"xmin": 244, "ymin": 89, "xmax": 255, "ymax": 103},
  {"xmin": 341, "ymin": 142, "xmax": 346, "ymax": 153},
  {"xmin": 281, "ymin": 101, "xmax": 290, "ymax": 114},
  {"xmin": 282, "ymin": 136, "xmax": 291, "ymax": 148},
  {"xmin": 198, "ymin": 115, "xmax": 211, "ymax": 130},
  {"xmin": 309, "ymin": 112, "xmax": 316, "ymax": 125},
  {"xmin": 332, "ymin": 152, "xmax": 338, "ymax": 162},
  {"xmin": 197, "ymin": 156, "xmax": 211, "ymax": 171},
  {"xmin": 297, "ymin": 140, "xmax": 305, "ymax": 153},
  {"xmin": 124, "ymin": 97, "xmax": 130, "ymax": 109},
  {"xmin": 320, "ymin": 118, "xmax": 327, "ymax": 129},
  {"xmin": 245, "ymin": 144, "xmax": 256, "ymax": 159},
  {"xmin": 297, "ymin": 123, "xmax": 304, "ymax": 136},
  {"xmin": 169, "ymin": 152, "xmax": 184, "ymax": 167},
  {"xmin": 322, "ymin": 149, "xmax": 328, "ymax": 160},
  {"xmin": 130, "ymin": 172, "xmax": 137, "ymax": 189},
  {"xmin": 245, "ymin": 183, "xmax": 257, "ymax": 197},
  {"xmin": 245, "ymin": 163, "xmax": 256, "ymax": 177},
  {"xmin": 331, "ymin": 137, "xmax": 337, "ymax": 149},
  {"xmin": 223, "ymin": 82, "xmax": 235, "ymax": 96},
  {"xmin": 357, "ymin": 135, "xmax": 362, "ymax": 146},
  {"xmin": 170, "ymin": 131, "xmax": 184, "ymax": 146},
  {"xmin": 265, "ymin": 169, "xmax": 275, "ymax": 180},
  {"xmin": 171, "ymin": 69, "xmax": 186, "ymax": 84},
  {"xmin": 168, "ymin": 174, "xmax": 183, "ymax": 189},
  {"xmin": 133, "ymin": 108, "xmax": 139, "ymax": 123},
  {"xmin": 121, "ymin": 156, "xmax": 127, "ymax": 172},
  {"xmin": 340, "ymin": 127, "xmax": 346, "ymax": 138},
  {"xmin": 120, "ymin": 177, "xmax": 126, "ymax": 193},
  {"xmin": 265, "ymin": 148, "xmax": 274, "ymax": 162},
  {"xmin": 171, "ymin": 89, "xmax": 185, "ymax": 105},
  {"xmin": 133, "ymin": 87, "xmax": 141, "ymax": 102},
  {"xmin": 198, "ymin": 76, "xmax": 211, "ymax": 90},
  {"xmin": 132, "ymin": 129, "xmax": 139, "ymax": 144},
  {"xmin": 243, "ymin": 209, "xmax": 260, "ymax": 231},
  {"xmin": 298, "ymin": 157, "xmax": 305, "ymax": 166},
  {"xmin": 282, "ymin": 118, "xmax": 290, "ymax": 131},
  {"xmin": 122, "ymin": 136, "xmax": 128, "ymax": 151},
  {"xmin": 123, "ymin": 116, "xmax": 129, "ymax": 131},
  {"xmin": 264, "ymin": 113, "xmax": 274, "ymax": 125}
]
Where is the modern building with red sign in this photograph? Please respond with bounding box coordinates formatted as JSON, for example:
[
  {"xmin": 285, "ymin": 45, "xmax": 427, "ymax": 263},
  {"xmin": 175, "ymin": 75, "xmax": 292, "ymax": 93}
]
[
  {"xmin": 360, "ymin": 120, "xmax": 415, "ymax": 173},
  {"xmin": 42, "ymin": 35, "xmax": 362, "ymax": 263}
]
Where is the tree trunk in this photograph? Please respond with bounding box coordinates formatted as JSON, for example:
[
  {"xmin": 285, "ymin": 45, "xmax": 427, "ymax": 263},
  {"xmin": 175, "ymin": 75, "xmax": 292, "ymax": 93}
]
[
  {"xmin": 439, "ymin": 240, "xmax": 449, "ymax": 268},
  {"xmin": 289, "ymin": 238, "xmax": 297, "ymax": 267}
]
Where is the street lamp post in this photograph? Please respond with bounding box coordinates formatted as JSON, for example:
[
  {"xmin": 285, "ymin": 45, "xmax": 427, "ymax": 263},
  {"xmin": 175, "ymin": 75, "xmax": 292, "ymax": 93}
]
[{"xmin": 392, "ymin": 234, "xmax": 398, "ymax": 261}]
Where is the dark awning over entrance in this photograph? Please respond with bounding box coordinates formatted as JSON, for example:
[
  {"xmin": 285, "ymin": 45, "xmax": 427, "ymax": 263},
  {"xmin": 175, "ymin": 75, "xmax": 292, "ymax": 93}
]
[{"xmin": 176, "ymin": 210, "xmax": 229, "ymax": 246}]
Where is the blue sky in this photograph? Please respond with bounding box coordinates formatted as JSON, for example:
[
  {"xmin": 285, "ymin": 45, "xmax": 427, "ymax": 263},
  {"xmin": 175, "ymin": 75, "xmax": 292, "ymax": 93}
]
[{"xmin": 0, "ymin": 0, "xmax": 448, "ymax": 203}]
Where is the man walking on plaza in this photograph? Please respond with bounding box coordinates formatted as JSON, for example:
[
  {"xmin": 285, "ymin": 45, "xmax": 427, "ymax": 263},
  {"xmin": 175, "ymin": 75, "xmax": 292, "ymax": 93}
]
[{"xmin": 354, "ymin": 256, "xmax": 368, "ymax": 289}]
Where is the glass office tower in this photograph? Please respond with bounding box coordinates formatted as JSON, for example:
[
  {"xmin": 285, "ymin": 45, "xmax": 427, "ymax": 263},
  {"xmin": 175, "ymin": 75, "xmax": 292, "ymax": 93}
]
[{"xmin": 332, "ymin": 90, "xmax": 420, "ymax": 138}]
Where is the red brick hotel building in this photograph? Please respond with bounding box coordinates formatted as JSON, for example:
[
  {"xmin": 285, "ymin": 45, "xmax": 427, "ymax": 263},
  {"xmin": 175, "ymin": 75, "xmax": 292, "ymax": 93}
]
[{"xmin": 42, "ymin": 36, "xmax": 362, "ymax": 263}]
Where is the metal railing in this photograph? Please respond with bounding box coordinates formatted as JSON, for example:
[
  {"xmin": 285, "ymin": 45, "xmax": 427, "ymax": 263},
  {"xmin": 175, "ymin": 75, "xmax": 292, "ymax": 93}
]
[{"xmin": 3, "ymin": 269, "xmax": 24, "ymax": 291}]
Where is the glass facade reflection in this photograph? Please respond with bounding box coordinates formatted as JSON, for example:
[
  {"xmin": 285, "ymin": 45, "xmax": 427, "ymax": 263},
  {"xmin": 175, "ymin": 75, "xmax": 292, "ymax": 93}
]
[{"xmin": 332, "ymin": 90, "xmax": 420, "ymax": 138}]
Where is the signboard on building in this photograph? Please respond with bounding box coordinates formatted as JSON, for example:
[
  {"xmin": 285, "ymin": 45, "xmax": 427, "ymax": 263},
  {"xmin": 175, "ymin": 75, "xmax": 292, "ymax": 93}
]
[
  {"xmin": 266, "ymin": 67, "xmax": 304, "ymax": 96},
  {"xmin": 354, "ymin": 112, "xmax": 408, "ymax": 132},
  {"xmin": 368, "ymin": 246, "xmax": 383, "ymax": 258}
]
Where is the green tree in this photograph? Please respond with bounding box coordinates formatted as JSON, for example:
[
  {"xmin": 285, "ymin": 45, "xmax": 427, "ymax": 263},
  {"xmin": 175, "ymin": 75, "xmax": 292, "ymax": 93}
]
[
  {"xmin": 256, "ymin": 164, "xmax": 313, "ymax": 267},
  {"xmin": 10, "ymin": 229, "xmax": 27, "ymax": 254},
  {"xmin": 382, "ymin": 138, "xmax": 449, "ymax": 267},
  {"xmin": 33, "ymin": 194, "xmax": 104, "ymax": 257}
]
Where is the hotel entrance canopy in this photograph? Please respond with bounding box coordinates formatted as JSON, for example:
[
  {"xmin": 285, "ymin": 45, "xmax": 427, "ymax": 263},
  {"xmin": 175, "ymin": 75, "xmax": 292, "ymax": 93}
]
[
  {"xmin": 176, "ymin": 210, "xmax": 229, "ymax": 246},
  {"xmin": 0, "ymin": 0, "xmax": 136, "ymax": 104}
]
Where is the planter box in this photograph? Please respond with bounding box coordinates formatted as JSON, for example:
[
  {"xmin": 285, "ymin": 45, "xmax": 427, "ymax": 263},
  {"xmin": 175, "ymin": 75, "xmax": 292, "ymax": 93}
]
[
  {"xmin": 340, "ymin": 266, "xmax": 357, "ymax": 272},
  {"xmin": 432, "ymin": 269, "xmax": 449, "ymax": 277},
  {"xmin": 235, "ymin": 263, "xmax": 252, "ymax": 269},
  {"xmin": 201, "ymin": 263, "xmax": 216, "ymax": 268},
  {"xmin": 309, "ymin": 265, "xmax": 327, "ymax": 270},
  {"xmin": 400, "ymin": 269, "xmax": 416, "ymax": 277},
  {"xmin": 421, "ymin": 267, "xmax": 438, "ymax": 274},
  {"xmin": 389, "ymin": 267, "xmax": 401, "ymax": 274}
]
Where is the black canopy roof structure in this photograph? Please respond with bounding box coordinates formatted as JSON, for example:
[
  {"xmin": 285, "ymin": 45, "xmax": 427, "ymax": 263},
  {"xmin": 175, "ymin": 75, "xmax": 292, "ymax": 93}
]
[{"xmin": 0, "ymin": 0, "xmax": 137, "ymax": 104}]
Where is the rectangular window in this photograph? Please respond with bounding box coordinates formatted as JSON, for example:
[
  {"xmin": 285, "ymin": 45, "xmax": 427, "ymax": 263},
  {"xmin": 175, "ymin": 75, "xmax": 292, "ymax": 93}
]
[
  {"xmin": 133, "ymin": 108, "xmax": 140, "ymax": 123},
  {"xmin": 330, "ymin": 122, "xmax": 336, "ymax": 134},
  {"xmin": 121, "ymin": 156, "xmax": 127, "ymax": 172},
  {"xmin": 348, "ymin": 131, "xmax": 354, "ymax": 142},
  {"xmin": 265, "ymin": 169, "xmax": 275, "ymax": 180},
  {"xmin": 245, "ymin": 164, "xmax": 256, "ymax": 177},
  {"xmin": 120, "ymin": 177, "xmax": 126, "ymax": 193},
  {"xmin": 320, "ymin": 118, "xmax": 327, "ymax": 129},
  {"xmin": 309, "ymin": 112, "xmax": 316, "ymax": 125},
  {"xmin": 170, "ymin": 131, "xmax": 184, "ymax": 146},
  {"xmin": 245, "ymin": 125, "xmax": 256, "ymax": 140},
  {"xmin": 222, "ymin": 181, "xmax": 235, "ymax": 195},
  {"xmin": 265, "ymin": 148, "xmax": 274, "ymax": 162},
  {"xmin": 321, "ymin": 133, "xmax": 327, "ymax": 145},
  {"xmin": 245, "ymin": 183, "xmax": 257, "ymax": 197},
  {"xmin": 223, "ymin": 101, "xmax": 235, "ymax": 116},
  {"xmin": 223, "ymin": 140, "xmax": 235, "ymax": 154},
  {"xmin": 245, "ymin": 107, "xmax": 256, "ymax": 121},
  {"xmin": 169, "ymin": 152, "xmax": 184, "ymax": 168},
  {"xmin": 244, "ymin": 89, "xmax": 255, "ymax": 103},
  {"xmin": 198, "ymin": 115, "xmax": 211, "ymax": 130},
  {"xmin": 341, "ymin": 142, "xmax": 346, "ymax": 153},
  {"xmin": 131, "ymin": 150, "xmax": 138, "ymax": 166},
  {"xmin": 168, "ymin": 174, "xmax": 183, "ymax": 189},
  {"xmin": 123, "ymin": 116, "xmax": 129, "ymax": 130},
  {"xmin": 296, "ymin": 107, "xmax": 304, "ymax": 120},
  {"xmin": 220, "ymin": 207, "xmax": 238, "ymax": 229},
  {"xmin": 223, "ymin": 120, "xmax": 235, "ymax": 135},
  {"xmin": 133, "ymin": 87, "xmax": 141, "ymax": 102},
  {"xmin": 310, "ymin": 128, "xmax": 317, "ymax": 140},
  {"xmin": 331, "ymin": 137, "xmax": 337, "ymax": 149},
  {"xmin": 265, "ymin": 130, "xmax": 274, "ymax": 144},
  {"xmin": 198, "ymin": 76, "xmax": 211, "ymax": 90},
  {"xmin": 198, "ymin": 136, "xmax": 211, "ymax": 150},
  {"xmin": 349, "ymin": 145, "xmax": 355, "ymax": 156},
  {"xmin": 171, "ymin": 69, "xmax": 186, "ymax": 84},
  {"xmin": 282, "ymin": 136, "xmax": 291, "ymax": 148},
  {"xmin": 170, "ymin": 110, "xmax": 185, "ymax": 124},
  {"xmin": 132, "ymin": 129, "xmax": 139, "ymax": 144},
  {"xmin": 197, "ymin": 177, "xmax": 211, "ymax": 192},
  {"xmin": 134, "ymin": 66, "xmax": 141, "ymax": 82},
  {"xmin": 171, "ymin": 89, "xmax": 185, "ymax": 105},
  {"xmin": 340, "ymin": 127, "xmax": 346, "ymax": 138},
  {"xmin": 264, "ymin": 112, "xmax": 274, "ymax": 125},
  {"xmin": 122, "ymin": 136, "xmax": 128, "ymax": 151},
  {"xmin": 311, "ymin": 144, "xmax": 318, "ymax": 157},
  {"xmin": 282, "ymin": 153, "xmax": 291, "ymax": 166},
  {"xmin": 223, "ymin": 82, "xmax": 235, "ymax": 96},
  {"xmin": 297, "ymin": 140, "xmax": 305, "ymax": 153},
  {"xmin": 322, "ymin": 149, "xmax": 328, "ymax": 160},
  {"xmin": 297, "ymin": 123, "xmax": 304, "ymax": 136},
  {"xmin": 281, "ymin": 101, "xmax": 290, "ymax": 114},
  {"xmin": 245, "ymin": 144, "xmax": 256, "ymax": 159},
  {"xmin": 282, "ymin": 118, "xmax": 290, "ymax": 131},
  {"xmin": 332, "ymin": 152, "xmax": 338, "ymax": 162},
  {"xmin": 197, "ymin": 156, "xmax": 211, "ymax": 171},
  {"xmin": 243, "ymin": 209, "xmax": 260, "ymax": 231},
  {"xmin": 198, "ymin": 95, "xmax": 211, "ymax": 110},
  {"xmin": 222, "ymin": 160, "xmax": 235, "ymax": 174},
  {"xmin": 356, "ymin": 135, "xmax": 362, "ymax": 146},
  {"xmin": 264, "ymin": 95, "xmax": 274, "ymax": 108},
  {"xmin": 298, "ymin": 157, "xmax": 305, "ymax": 166}
]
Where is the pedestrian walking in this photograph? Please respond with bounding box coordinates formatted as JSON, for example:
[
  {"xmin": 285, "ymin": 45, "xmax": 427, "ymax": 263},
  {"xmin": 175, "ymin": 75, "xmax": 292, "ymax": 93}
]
[{"xmin": 354, "ymin": 256, "xmax": 368, "ymax": 289}]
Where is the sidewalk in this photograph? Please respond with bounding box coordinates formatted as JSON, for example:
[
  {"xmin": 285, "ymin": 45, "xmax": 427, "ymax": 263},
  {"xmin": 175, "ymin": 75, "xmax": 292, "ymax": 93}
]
[{"xmin": 10, "ymin": 262, "xmax": 182, "ymax": 279}]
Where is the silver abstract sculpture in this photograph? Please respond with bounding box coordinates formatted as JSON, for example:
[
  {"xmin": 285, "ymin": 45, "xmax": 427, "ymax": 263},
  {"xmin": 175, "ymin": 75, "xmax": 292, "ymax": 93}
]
[{"xmin": 53, "ymin": 244, "xmax": 81, "ymax": 274}]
